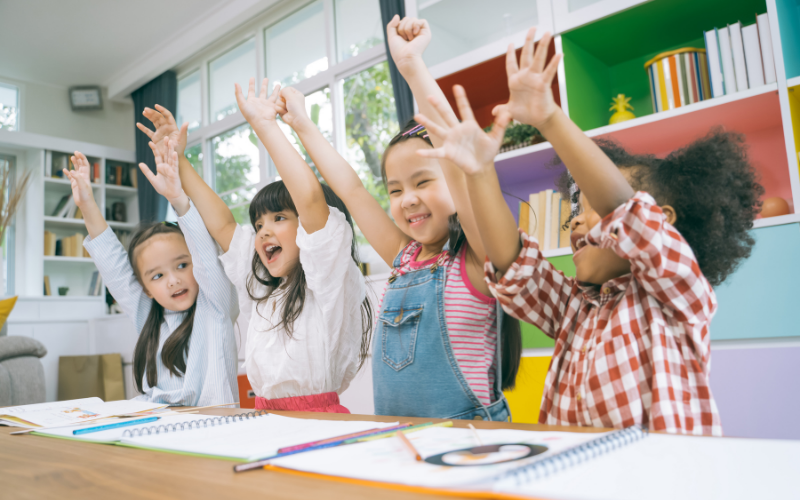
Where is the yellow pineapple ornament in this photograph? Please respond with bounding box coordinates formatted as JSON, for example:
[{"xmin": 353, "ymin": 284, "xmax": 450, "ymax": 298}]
[{"xmin": 609, "ymin": 94, "xmax": 635, "ymax": 124}]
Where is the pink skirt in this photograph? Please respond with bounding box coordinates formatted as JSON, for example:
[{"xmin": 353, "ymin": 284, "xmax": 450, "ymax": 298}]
[{"xmin": 254, "ymin": 391, "xmax": 350, "ymax": 414}]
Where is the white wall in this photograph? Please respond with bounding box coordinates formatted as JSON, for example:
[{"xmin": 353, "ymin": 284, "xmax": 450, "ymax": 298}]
[{"xmin": 1, "ymin": 75, "xmax": 134, "ymax": 151}]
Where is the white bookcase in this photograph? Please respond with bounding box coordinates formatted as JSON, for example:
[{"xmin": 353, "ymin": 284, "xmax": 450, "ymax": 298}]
[{"xmin": 42, "ymin": 150, "xmax": 139, "ymax": 298}]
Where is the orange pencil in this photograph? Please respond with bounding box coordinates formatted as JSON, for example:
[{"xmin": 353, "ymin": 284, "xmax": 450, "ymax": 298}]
[{"xmin": 397, "ymin": 430, "xmax": 422, "ymax": 461}]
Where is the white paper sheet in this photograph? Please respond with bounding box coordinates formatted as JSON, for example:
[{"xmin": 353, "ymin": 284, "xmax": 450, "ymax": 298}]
[
  {"xmin": 120, "ymin": 414, "xmax": 400, "ymax": 461},
  {"xmin": 270, "ymin": 427, "xmax": 606, "ymax": 489}
]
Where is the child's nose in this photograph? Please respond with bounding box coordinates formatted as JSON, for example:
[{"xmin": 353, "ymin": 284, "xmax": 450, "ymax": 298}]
[
  {"xmin": 401, "ymin": 192, "xmax": 419, "ymax": 209},
  {"xmin": 569, "ymin": 215, "xmax": 582, "ymax": 232}
]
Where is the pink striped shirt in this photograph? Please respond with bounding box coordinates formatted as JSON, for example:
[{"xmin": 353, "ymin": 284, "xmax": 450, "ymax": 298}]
[{"xmin": 379, "ymin": 242, "xmax": 498, "ymax": 405}]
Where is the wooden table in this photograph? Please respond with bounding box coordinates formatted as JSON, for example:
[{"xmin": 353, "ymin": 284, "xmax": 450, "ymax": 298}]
[{"xmin": 1, "ymin": 408, "xmax": 603, "ymax": 500}]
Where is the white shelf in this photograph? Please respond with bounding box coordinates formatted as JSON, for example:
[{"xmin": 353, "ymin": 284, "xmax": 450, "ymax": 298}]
[
  {"xmin": 105, "ymin": 184, "xmax": 138, "ymax": 196},
  {"xmin": 44, "ymin": 177, "xmax": 102, "ymax": 188},
  {"xmin": 43, "ymin": 256, "xmax": 95, "ymax": 264},
  {"xmin": 752, "ymin": 213, "xmax": 800, "ymax": 229},
  {"xmin": 43, "ymin": 216, "xmax": 87, "ymax": 230},
  {"xmin": 542, "ymin": 246, "xmax": 573, "ymax": 258},
  {"xmin": 788, "ymin": 76, "xmax": 800, "ymax": 88},
  {"xmin": 494, "ymin": 83, "xmax": 780, "ymax": 163},
  {"xmin": 108, "ymin": 221, "xmax": 137, "ymax": 230}
]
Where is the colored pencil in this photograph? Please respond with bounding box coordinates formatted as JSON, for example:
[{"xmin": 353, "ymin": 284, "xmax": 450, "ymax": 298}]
[
  {"xmin": 353, "ymin": 420, "xmax": 453, "ymax": 442},
  {"xmin": 278, "ymin": 423, "xmax": 413, "ymax": 453},
  {"xmin": 72, "ymin": 417, "xmax": 159, "ymax": 435},
  {"xmin": 397, "ymin": 430, "xmax": 422, "ymax": 461}
]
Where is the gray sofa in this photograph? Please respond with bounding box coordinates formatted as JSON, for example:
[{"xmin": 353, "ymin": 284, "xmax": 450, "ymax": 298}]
[{"xmin": 0, "ymin": 323, "xmax": 47, "ymax": 406}]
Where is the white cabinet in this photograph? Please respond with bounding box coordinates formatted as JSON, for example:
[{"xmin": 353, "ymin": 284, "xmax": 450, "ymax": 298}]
[{"xmin": 552, "ymin": 0, "xmax": 651, "ymax": 33}]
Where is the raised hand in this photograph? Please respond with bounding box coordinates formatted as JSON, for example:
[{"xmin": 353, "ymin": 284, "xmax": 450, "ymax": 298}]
[
  {"xmin": 493, "ymin": 28, "xmax": 562, "ymax": 130},
  {"xmin": 140, "ymin": 137, "xmax": 184, "ymax": 202},
  {"xmin": 416, "ymin": 85, "xmax": 511, "ymax": 176},
  {"xmin": 386, "ymin": 15, "xmax": 431, "ymax": 73},
  {"xmin": 65, "ymin": 152, "xmax": 97, "ymax": 209},
  {"xmin": 137, "ymin": 105, "xmax": 188, "ymax": 156},
  {"xmin": 277, "ymin": 87, "xmax": 310, "ymax": 129},
  {"xmin": 235, "ymin": 77, "xmax": 282, "ymax": 128}
]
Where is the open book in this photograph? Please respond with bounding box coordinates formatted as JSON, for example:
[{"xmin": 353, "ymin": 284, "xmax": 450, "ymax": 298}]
[{"xmin": 0, "ymin": 398, "xmax": 167, "ymax": 428}]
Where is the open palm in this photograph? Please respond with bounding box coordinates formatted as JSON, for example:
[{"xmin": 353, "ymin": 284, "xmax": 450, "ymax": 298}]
[
  {"xmin": 65, "ymin": 152, "xmax": 95, "ymax": 208},
  {"xmin": 494, "ymin": 29, "xmax": 562, "ymax": 129},
  {"xmin": 236, "ymin": 77, "xmax": 281, "ymax": 128},
  {"xmin": 137, "ymin": 105, "xmax": 188, "ymax": 156},
  {"xmin": 140, "ymin": 137, "xmax": 183, "ymax": 200},
  {"xmin": 415, "ymin": 85, "xmax": 510, "ymax": 176}
]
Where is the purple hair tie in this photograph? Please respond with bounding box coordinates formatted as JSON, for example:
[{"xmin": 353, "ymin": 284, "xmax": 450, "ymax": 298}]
[{"xmin": 403, "ymin": 124, "xmax": 425, "ymax": 136}]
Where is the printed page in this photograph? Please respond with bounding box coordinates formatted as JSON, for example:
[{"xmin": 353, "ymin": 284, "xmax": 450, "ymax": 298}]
[
  {"xmin": 496, "ymin": 433, "xmax": 800, "ymax": 500},
  {"xmin": 121, "ymin": 414, "xmax": 399, "ymax": 461},
  {"xmin": 270, "ymin": 427, "xmax": 606, "ymax": 489},
  {"xmin": 3, "ymin": 399, "xmax": 166, "ymax": 428}
]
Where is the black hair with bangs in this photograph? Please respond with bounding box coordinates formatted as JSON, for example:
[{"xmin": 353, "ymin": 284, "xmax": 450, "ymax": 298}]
[{"xmin": 246, "ymin": 180, "xmax": 373, "ymax": 369}]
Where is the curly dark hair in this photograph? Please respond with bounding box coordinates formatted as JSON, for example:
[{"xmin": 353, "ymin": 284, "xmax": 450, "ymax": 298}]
[{"xmin": 554, "ymin": 129, "xmax": 764, "ymax": 287}]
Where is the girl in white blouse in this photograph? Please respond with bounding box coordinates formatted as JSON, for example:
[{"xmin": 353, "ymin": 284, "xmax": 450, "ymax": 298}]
[{"xmin": 137, "ymin": 80, "xmax": 372, "ymax": 413}]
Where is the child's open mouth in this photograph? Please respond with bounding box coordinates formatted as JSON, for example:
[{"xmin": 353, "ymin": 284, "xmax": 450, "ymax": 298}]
[
  {"xmin": 407, "ymin": 213, "xmax": 431, "ymax": 228},
  {"xmin": 172, "ymin": 289, "xmax": 188, "ymax": 299},
  {"xmin": 571, "ymin": 232, "xmax": 588, "ymax": 255},
  {"xmin": 265, "ymin": 245, "xmax": 282, "ymax": 264}
]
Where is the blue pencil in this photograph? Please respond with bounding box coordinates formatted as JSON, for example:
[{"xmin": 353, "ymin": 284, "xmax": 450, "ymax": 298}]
[{"xmin": 73, "ymin": 416, "xmax": 159, "ymax": 435}]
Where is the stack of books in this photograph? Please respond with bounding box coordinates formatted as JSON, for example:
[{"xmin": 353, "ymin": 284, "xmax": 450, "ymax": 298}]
[
  {"xmin": 704, "ymin": 14, "xmax": 776, "ymax": 98},
  {"xmin": 48, "ymin": 153, "xmax": 101, "ymax": 183},
  {"xmin": 518, "ymin": 189, "xmax": 571, "ymax": 252},
  {"xmin": 44, "ymin": 231, "xmax": 90, "ymax": 258},
  {"xmin": 50, "ymin": 194, "xmax": 83, "ymax": 219}
]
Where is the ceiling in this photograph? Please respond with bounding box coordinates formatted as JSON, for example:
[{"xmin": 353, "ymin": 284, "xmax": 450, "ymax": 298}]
[{"xmin": 0, "ymin": 0, "xmax": 232, "ymax": 89}]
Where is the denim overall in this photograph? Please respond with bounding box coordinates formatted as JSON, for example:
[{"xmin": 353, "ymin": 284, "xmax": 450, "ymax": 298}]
[{"xmin": 373, "ymin": 246, "xmax": 511, "ymax": 421}]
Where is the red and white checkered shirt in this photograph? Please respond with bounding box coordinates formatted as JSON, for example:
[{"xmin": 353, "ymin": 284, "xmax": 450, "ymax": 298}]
[{"xmin": 486, "ymin": 192, "xmax": 722, "ymax": 436}]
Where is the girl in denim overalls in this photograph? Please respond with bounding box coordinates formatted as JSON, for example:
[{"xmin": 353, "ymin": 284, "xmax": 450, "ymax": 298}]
[{"xmin": 278, "ymin": 16, "xmax": 523, "ymax": 421}]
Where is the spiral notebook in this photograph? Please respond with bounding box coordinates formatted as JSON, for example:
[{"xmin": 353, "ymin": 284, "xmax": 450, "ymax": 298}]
[
  {"xmin": 269, "ymin": 426, "xmax": 800, "ymax": 500},
  {"xmin": 34, "ymin": 411, "xmax": 399, "ymax": 462}
]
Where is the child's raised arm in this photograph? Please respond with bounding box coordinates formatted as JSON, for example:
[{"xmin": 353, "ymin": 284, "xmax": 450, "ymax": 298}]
[
  {"xmin": 65, "ymin": 152, "xmax": 107, "ymax": 239},
  {"xmin": 496, "ymin": 29, "xmax": 633, "ymax": 217},
  {"xmin": 235, "ymin": 78, "xmax": 328, "ymax": 233},
  {"xmin": 138, "ymin": 137, "xmax": 190, "ymax": 217},
  {"xmin": 137, "ymin": 106, "xmax": 237, "ymax": 251},
  {"xmin": 386, "ymin": 16, "xmax": 486, "ymax": 261},
  {"xmin": 279, "ymin": 86, "xmax": 409, "ymax": 267}
]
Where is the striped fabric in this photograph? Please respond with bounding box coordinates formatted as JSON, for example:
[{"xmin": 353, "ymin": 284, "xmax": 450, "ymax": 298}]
[
  {"xmin": 378, "ymin": 242, "xmax": 498, "ymax": 405},
  {"xmin": 84, "ymin": 203, "xmax": 239, "ymax": 406}
]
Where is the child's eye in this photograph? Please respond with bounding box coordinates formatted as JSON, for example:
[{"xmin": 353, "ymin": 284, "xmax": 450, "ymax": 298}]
[
  {"xmin": 275, "ymin": 215, "xmax": 286, "ymax": 222},
  {"xmin": 389, "ymin": 189, "xmax": 401, "ymax": 195},
  {"xmin": 151, "ymin": 273, "xmax": 162, "ymax": 281},
  {"xmin": 256, "ymin": 223, "xmax": 263, "ymax": 230},
  {"xmin": 417, "ymin": 180, "xmax": 429, "ymax": 188},
  {"xmin": 177, "ymin": 262, "xmax": 188, "ymax": 269}
]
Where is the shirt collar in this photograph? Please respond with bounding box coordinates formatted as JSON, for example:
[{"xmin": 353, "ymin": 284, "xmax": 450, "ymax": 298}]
[{"xmin": 578, "ymin": 274, "xmax": 631, "ymax": 306}]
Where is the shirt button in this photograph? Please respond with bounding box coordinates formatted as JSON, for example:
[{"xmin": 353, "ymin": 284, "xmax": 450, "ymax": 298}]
[
  {"xmin": 582, "ymin": 345, "xmax": 587, "ymax": 354},
  {"xmin": 473, "ymin": 415, "xmax": 484, "ymax": 421},
  {"xmin": 602, "ymin": 287, "xmax": 611, "ymax": 295},
  {"xmin": 576, "ymin": 394, "xmax": 582, "ymax": 401}
]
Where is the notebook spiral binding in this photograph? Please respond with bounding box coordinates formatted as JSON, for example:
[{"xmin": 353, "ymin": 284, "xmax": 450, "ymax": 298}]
[
  {"xmin": 495, "ymin": 425, "xmax": 648, "ymax": 488},
  {"xmin": 122, "ymin": 410, "xmax": 269, "ymax": 438}
]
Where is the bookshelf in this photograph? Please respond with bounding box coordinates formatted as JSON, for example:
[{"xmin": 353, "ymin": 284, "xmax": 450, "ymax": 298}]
[
  {"xmin": 407, "ymin": 0, "xmax": 800, "ymax": 433},
  {"xmin": 42, "ymin": 149, "xmax": 139, "ymax": 298}
]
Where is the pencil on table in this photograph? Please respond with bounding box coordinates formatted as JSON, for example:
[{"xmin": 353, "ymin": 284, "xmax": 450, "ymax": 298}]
[{"xmin": 397, "ymin": 430, "xmax": 422, "ymax": 461}]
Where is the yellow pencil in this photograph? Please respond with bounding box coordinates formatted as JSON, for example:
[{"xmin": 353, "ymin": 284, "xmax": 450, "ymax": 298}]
[
  {"xmin": 356, "ymin": 420, "xmax": 453, "ymax": 442},
  {"xmin": 397, "ymin": 430, "xmax": 422, "ymax": 461}
]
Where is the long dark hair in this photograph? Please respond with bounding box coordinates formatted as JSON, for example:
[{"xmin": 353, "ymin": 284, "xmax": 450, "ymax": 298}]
[
  {"xmin": 129, "ymin": 222, "xmax": 197, "ymax": 394},
  {"xmin": 382, "ymin": 119, "xmax": 523, "ymax": 390},
  {"xmin": 246, "ymin": 180, "xmax": 374, "ymax": 369}
]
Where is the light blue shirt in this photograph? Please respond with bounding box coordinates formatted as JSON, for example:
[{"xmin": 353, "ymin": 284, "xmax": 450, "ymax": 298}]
[{"xmin": 85, "ymin": 203, "xmax": 239, "ymax": 406}]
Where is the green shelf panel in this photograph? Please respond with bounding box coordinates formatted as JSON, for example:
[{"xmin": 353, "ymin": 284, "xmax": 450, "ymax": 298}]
[
  {"xmin": 521, "ymin": 255, "xmax": 576, "ymax": 349},
  {"xmin": 712, "ymin": 223, "xmax": 800, "ymax": 340},
  {"xmin": 775, "ymin": 0, "xmax": 800, "ymax": 79},
  {"xmin": 562, "ymin": 0, "xmax": 767, "ymax": 131}
]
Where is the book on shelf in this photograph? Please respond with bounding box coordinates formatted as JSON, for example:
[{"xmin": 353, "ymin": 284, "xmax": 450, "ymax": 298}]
[
  {"xmin": 518, "ymin": 201, "xmax": 530, "ymax": 234},
  {"xmin": 88, "ymin": 270, "xmax": 102, "ymax": 296},
  {"xmin": 717, "ymin": 27, "xmax": 737, "ymax": 95},
  {"xmin": 704, "ymin": 29, "xmax": 724, "ymax": 97},
  {"xmin": 54, "ymin": 233, "xmax": 86, "ymax": 258},
  {"xmin": 525, "ymin": 189, "xmax": 571, "ymax": 252},
  {"xmin": 742, "ymin": 23, "xmax": 765, "ymax": 88},
  {"xmin": 559, "ymin": 197, "xmax": 571, "ymax": 249},
  {"xmin": 93, "ymin": 162, "xmax": 101, "ymax": 184},
  {"xmin": 115, "ymin": 165, "xmax": 122, "ymax": 186},
  {"xmin": 44, "ymin": 231, "xmax": 56, "ymax": 256},
  {"xmin": 757, "ymin": 13, "xmax": 777, "ymax": 84},
  {"xmin": 728, "ymin": 22, "xmax": 749, "ymax": 92},
  {"xmin": 73, "ymin": 207, "xmax": 83, "ymax": 220},
  {"xmin": 43, "ymin": 276, "xmax": 52, "ymax": 296},
  {"xmin": 130, "ymin": 167, "xmax": 138, "ymax": 188},
  {"xmin": 51, "ymin": 194, "xmax": 71, "ymax": 217}
]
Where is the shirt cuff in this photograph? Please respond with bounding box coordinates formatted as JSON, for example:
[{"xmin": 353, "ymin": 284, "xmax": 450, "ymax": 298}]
[
  {"xmin": 585, "ymin": 191, "xmax": 659, "ymax": 251},
  {"xmin": 83, "ymin": 225, "xmax": 117, "ymax": 250},
  {"xmin": 296, "ymin": 206, "xmax": 350, "ymax": 252}
]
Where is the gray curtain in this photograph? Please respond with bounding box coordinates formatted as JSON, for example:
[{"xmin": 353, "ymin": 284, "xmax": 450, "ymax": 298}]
[
  {"xmin": 379, "ymin": 0, "xmax": 415, "ymax": 127},
  {"xmin": 131, "ymin": 71, "xmax": 177, "ymax": 223}
]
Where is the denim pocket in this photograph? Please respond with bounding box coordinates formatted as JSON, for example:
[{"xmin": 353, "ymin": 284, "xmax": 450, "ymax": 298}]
[{"xmin": 379, "ymin": 306, "xmax": 424, "ymax": 371}]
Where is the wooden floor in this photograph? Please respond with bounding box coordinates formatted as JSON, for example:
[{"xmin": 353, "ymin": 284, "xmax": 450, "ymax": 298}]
[{"xmin": 0, "ymin": 408, "xmax": 603, "ymax": 500}]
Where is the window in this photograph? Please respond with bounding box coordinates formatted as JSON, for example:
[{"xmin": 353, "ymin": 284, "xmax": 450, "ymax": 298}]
[
  {"xmin": 276, "ymin": 87, "xmax": 333, "ymax": 176},
  {"xmin": 213, "ymin": 124, "xmax": 260, "ymax": 224},
  {"xmin": 265, "ymin": 1, "xmax": 327, "ymax": 87},
  {"xmin": 209, "ymin": 38, "xmax": 256, "ymax": 123},
  {"xmin": 343, "ymin": 62, "xmax": 398, "ymax": 213},
  {"xmin": 0, "ymin": 83, "xmax": 19, "ymax": 131},
  {"xmin": 0, "ymin": 154, "xmax": 17, "ymax": 294},
  {"xmin": 185, "ymin": 143, "xmax": 204, "ymax": 178},
  {"xmin": 334, "ymin": 0, "xmax": 385, "ymax": 62},
  {"xmin": 177, "ymin": 71, "xmax": 201, "ymax": 132}
]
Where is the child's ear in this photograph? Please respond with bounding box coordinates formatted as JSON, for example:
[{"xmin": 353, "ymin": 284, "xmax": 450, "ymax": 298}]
[{"xmin": 661, "ymin": 205, "xmax": 677, "ymax": 225}]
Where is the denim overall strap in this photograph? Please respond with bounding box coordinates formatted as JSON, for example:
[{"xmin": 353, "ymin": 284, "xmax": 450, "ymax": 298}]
[{"xmin": 373, "ymin": 245, "xmax": 510, "ymax": 422}]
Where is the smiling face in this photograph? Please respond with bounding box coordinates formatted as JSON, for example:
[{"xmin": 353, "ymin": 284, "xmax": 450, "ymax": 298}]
[
  {"xmin": 252, "ymin": 209, "xmax": 300, "ymax": 279},
  {"xmin": 384, "ymin": 139, "xmax": 455, "ymax": 250},
  {"xmin": 135, "ymin": 233, "xmax": 199, "ymax": 311}
]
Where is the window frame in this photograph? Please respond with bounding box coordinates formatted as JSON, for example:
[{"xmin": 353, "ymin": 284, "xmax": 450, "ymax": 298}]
[
  {"xmin": 0, "ymin": 80, "xmax": 23, "ymax": 132},
  {"xmin": 176, "ymin": 0, "xmax": 389, "ymax": 202}
]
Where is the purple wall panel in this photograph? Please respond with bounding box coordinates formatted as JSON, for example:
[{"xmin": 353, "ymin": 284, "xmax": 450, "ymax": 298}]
[{"xmin": 710, "ymin": 347, "xmax": 800, "ymax": 440}]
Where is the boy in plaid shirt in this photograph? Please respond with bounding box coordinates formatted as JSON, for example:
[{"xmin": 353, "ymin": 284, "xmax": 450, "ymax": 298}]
[{"xmin": 415, "ymin": 29, "xmax": 763, "ymax": 435}]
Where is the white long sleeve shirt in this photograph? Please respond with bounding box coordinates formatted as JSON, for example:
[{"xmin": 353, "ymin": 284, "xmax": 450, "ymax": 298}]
[
  {"xmin": 85, "ymin": 203, "xmax": 239, "ymax": 406},
  {"xmin": 220, "ymin": 206, "xmax": 366, "ymax": 400}
]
